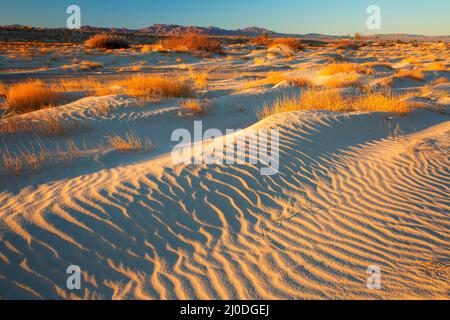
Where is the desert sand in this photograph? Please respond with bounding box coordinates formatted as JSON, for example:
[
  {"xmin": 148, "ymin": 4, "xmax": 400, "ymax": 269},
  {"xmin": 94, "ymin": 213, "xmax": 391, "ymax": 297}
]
[{"xmin": 0, "ymin": 36, "xmax": 449, "ymax": 299}]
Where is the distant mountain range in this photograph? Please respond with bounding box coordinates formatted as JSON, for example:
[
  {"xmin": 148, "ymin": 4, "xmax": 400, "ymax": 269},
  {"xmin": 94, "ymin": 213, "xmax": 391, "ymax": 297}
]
[
  {"xmin": 79, "ymin": 24, "xmax": 310, "ymax": 38},
  {"xmin": 2, "ymin": 24, "xmax": 449, "ymax": 41}
]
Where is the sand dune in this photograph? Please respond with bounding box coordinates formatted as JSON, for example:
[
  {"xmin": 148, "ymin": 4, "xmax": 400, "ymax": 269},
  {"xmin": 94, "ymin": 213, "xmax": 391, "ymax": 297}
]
[
  {"xmin": 1, "ymin": 104, "xmax": 448, "ymax": 299},
  {"xmin": 1, "ymin": 36, "xmax": 449, "ymax": 300}
]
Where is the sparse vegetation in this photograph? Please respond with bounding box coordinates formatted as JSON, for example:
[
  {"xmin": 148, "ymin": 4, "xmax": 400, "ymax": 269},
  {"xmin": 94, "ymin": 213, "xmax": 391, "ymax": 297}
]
[
  {"xmin": 190, "ymin": 72, "xmax": 209, "ymax": 89},
  {"xmin": 1, "ymin": 138, "xmax": 85, "ymax": 174},
  {"xmin": 107, "ymin": 131, "xmax": 152, "ymax": 152},
  {"xmin": 160, "ymin": 33, "xmax": 224, "ymax": 54},
  {"xmin": 118, "ymin": 74, "xmax": 194, "ymax": 99},
  {"xmin": 259, "ymin": 88, "xmax": 411, "ymax": 118},
  {"xmin": 268, "ymin": 38, "xmax": 303, "ymax": 51},
  {"xmin": 333, "ymin": 40, "xmax": 360, "ymax": 50},
  {"xmin": 5, "ymin": 80, "xmax": 64, "ymax": 113},
  {"xmin": 84, "ymin": 34, "xmax": 130, "ymax": 50},
  {"xmin": 180, "ymin": 99, "xmax": 210, "ymax": 114},
  {"xmin": 0, "ymin": 115, "xmax": 70, "ymax": 136},
  {"xmin": 1, "ymin": 130, "xmax": 152, "ymax": 174}
]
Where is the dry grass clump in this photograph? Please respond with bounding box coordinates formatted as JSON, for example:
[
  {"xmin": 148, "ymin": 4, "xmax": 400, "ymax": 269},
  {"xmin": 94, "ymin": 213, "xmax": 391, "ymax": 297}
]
[
  {"xmin": 333, "ymin": 40, "xmax": 360, "ymax": 50},
  {"xmin": 180, "ymin": 99, "xmax": 210, "ymax": 114},
  {"xmin": 354, "ymin": 91, "xmax": 409, "ymax": 113},
  {"xmin": 118, "ymin": 74, "xmax": 194, "ymax": 99},
  {"xmin": 190, "ymin": 72, "xmax": 209, "ymax": 89},
  {"xmin": 56, "ymin": 78, "xmax": 105, "ymax": 95},
  {"xmin": 319, "ymin": 63, "xmax": 371, "ymax": 76},
  {"xmin": 258, "ymin": 88, "xmax": 410, "ymax": 118},
  {"xmin": 161, "ymin": 33, "xmax": 224, "ymax": 54},
  {"xmin": 85, "ymin": 34, "xmax": 130, "ymax": 50},
  {"xmin": 0, "ymin": 116, "xmax": 69, "ymax": 136},
  {"xmin": 258, "ymin": 88, "xmax": 347, "ymax": 118},
  {"xmin": 1, "ymin": 131, "xmax": 152, "ymax": 174},
  {"xmin": 107, "ymin": 131, "xmax": 152, "ymax": 152},
  {"xmin": 268, "ymin": 38, "xmax": 303, "ymax": 51},
  {"xmin": 79, "ymin": 60, "xmax": 103, "ymax": 71},
  {"xmin": 395, "ymin": 69, "xmax": 425, "ymax": 81},
  {"xmin": 1, "ymin": 138, "xmax": 84, "ymax": 174},
  {"xmin": 6, "ymin": 80, "xmax": 63, "ymax": 113}
]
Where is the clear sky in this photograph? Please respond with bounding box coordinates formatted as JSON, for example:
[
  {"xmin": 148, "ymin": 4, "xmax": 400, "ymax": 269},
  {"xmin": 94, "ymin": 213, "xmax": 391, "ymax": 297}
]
[{"xmin": 1, "ymin": 0, "xmax": 449, "ymax": 36}]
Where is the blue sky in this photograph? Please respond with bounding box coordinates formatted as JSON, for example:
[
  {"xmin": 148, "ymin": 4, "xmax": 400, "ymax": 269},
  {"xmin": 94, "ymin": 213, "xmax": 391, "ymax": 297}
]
[{"xmin": 1, "ymin": 0, "xmax": 449, "ymax": 35}]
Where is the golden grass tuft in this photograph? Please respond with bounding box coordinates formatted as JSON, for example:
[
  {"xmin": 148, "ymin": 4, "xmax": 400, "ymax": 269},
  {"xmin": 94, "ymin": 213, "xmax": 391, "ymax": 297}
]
[
  {"xmin": 190, "ymin": 72, "xmax": 209, "ymax": 89},
  {"xmin": 0, "ymin": 116, "xmax": 69, "ymax": 135},
  {"xmin": 258, "ymin": 88, "xmax": 410, "ymax": 118},
  {"xmin": 6, "ymin": 80, "xmax": 63, "ymax": 113},
  {"xmin": 107, "ymin": 131, "xmax": 152, "ymax": 152},
  {"xmin": 118, "ymin": 74, "xmax": 194, "ymax": 99},
  {"xmin": 85, "ymin": 34, "xmax": 130, "ymax": 50},
  {"xmin": 1, "ymin": 138, "xmax": 83, "ymax": 174},
  {"xmin": 180, "ymin": 99, "xmax": 209, "ymax": 114},
  {"xmin": 354, "ymin": 91, "xmax": 410, "ymax": 113}
]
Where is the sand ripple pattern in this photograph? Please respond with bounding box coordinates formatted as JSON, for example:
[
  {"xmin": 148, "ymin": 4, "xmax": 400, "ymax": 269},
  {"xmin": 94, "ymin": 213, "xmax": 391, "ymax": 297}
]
[{"xmin": 0, "ymin": 111, "xmax": 449, "ymax": 299}]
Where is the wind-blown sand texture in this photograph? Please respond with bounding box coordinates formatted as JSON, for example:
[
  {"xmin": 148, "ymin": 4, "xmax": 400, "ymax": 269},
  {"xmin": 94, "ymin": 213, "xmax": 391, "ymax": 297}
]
[{"xmin": 0, "ymin": 39, "xmax": 449, "ymax": 299}]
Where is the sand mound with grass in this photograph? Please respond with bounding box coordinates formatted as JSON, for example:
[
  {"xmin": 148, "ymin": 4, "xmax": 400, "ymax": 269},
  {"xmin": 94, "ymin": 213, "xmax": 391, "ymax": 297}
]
[{"xmin": 0, "ymin": 106, "xmax": 448, "ymax": 299}]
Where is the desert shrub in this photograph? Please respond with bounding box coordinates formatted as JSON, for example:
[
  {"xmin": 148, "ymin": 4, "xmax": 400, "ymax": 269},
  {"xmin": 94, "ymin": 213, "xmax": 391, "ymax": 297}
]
[
  {"xmin": 6, "ymin": 80, "xmax": 63, "ymax": 113},
  {"xmin": 85, "ymin": 34, "xmax": 130, "ymax": 50},
  {"xmin": 161, "ymin": 33, "xmax": 224, "ymax": 54}
]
